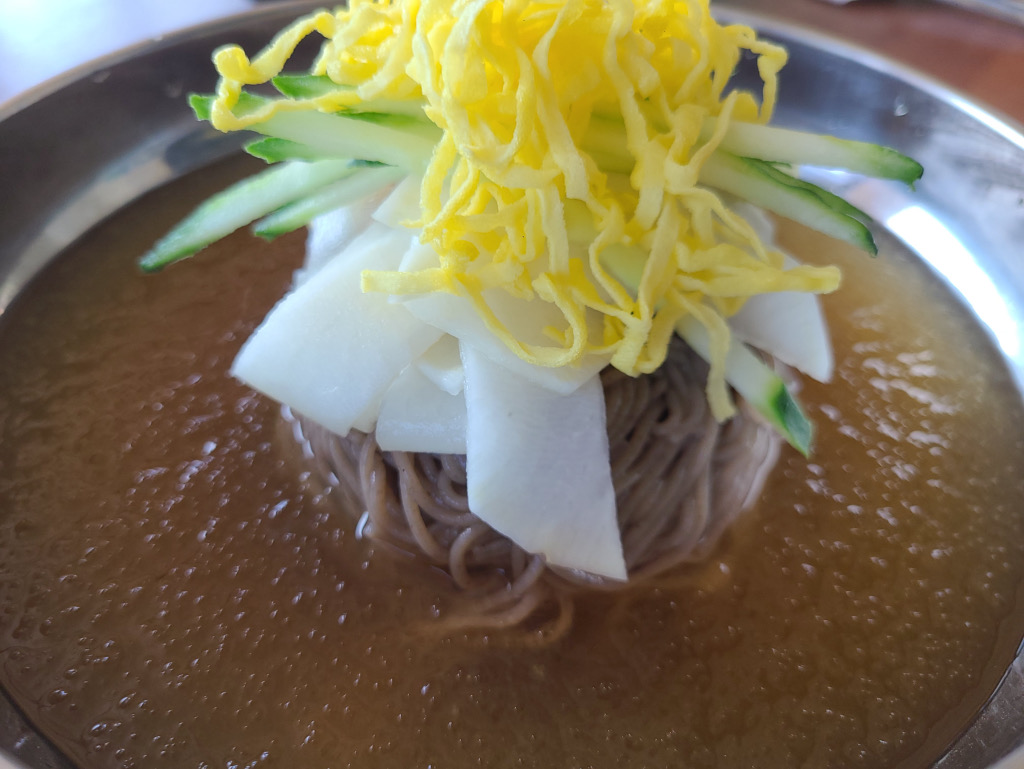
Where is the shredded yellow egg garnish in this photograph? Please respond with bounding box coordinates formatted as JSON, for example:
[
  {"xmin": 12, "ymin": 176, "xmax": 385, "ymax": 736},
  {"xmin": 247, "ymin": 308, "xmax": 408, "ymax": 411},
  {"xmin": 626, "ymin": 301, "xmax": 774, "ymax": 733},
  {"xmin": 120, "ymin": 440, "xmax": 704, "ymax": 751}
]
[{"xmin": 209, "ymin": 0, "xmax": 841, "ymax": 418}]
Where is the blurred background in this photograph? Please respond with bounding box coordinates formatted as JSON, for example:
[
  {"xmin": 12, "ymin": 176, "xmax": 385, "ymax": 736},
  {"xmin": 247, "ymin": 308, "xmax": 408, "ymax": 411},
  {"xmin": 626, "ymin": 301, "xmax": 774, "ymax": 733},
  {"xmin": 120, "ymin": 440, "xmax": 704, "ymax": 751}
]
[{"xmin": 0, "ymin": 0, "xmax": 258, "ymax": 104}]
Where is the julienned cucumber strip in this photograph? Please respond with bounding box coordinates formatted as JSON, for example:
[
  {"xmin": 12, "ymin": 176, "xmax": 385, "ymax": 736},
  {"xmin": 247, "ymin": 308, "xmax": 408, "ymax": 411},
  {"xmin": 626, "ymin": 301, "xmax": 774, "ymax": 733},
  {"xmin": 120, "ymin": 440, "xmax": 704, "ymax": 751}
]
[
  {"xmin": 272, "ymin": 74, "xmax": 343, "ymax": 99},
  {"xmin": 224, "ymin": 84, "xmax": 922, "ymax": 185},
  {"xmin": 139, "ymin": 159, "xmax": 357, "ymax": 272},
  {"xmin": 254, "ymin": 111, "xmax": 435, "ymax": 171},
  {"xmin": 193, "ymin": 93, "xmax": 901, "ymax": 258},
  {"xmin": 234, "ymin": 118, "xmax": 880, "ymax": 259},
  {"xmin": 582, "ymin": 113, "xmax": 922, "ymax": 186},
  {"xmin": 700, "ymin": 152, "xmax": 878, "ymax": 255},
  {"xmin": 190, "ymin": 92, "xmax": 268, "ymax": 122},
  {"xmin": 254, "ymin": 165, "xmax": 406, "ymax": 239},
  {"xmin": 676, "ymin": 316, "xmax": 813, "ymax": 456},
  {"xmin": 246, "ymin": 138, "xmax": 389, "ymax": 168},
  {"xmin": 272, "ymin": 74, "xmax": 430, "ymax": 119},
  {"xmin": 191, "ymin": 92, "xmax": 438, "ymax": 171},
  {"xmin": 339, "ymin": 111, "xmax": 442, "ymax": 142},
  {"xmin": 701, "ymin": 118, "xmax": 924, "ymax": 185},
  {"xmin": 581, "ymin": 118, "xmax": 882, "ymax": 254},
  {"xmin": 752, "ymin": 159, "xmax": 871, "ymax": 224},
  {"xmin": 245, "ymin": 137, "xmax": 328, "ymax": 163}
]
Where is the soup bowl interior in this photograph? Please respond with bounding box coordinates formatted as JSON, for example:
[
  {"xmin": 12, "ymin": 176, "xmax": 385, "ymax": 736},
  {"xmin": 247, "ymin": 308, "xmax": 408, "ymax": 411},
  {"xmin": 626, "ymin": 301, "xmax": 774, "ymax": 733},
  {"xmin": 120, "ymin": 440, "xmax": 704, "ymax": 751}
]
[{"xmin": 1, "ymin": 5, "xmax": 1023, "ymax": 768}]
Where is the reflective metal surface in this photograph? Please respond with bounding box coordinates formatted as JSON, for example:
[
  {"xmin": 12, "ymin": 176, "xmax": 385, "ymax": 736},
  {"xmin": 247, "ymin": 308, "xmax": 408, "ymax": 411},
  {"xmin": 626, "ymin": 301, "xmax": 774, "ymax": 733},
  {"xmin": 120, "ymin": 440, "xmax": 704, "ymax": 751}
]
[
  {"xmin": 0, "ymin": 5, "xmax": 1022, "ymax": 768},
  {"xmin": 820, "ymin": 0, "xmax": 1024, "ymax": 27}
]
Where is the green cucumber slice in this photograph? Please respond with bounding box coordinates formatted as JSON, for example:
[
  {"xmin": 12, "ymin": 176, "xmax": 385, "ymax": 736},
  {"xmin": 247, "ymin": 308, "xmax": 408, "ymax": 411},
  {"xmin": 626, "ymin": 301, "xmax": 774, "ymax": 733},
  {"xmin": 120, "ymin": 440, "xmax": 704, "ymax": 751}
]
[
  {"xmin": 581, "ymin": 112, "xmax": 922, "ymax": 186},
  {"xmin": 699, "ymin": 151, "xmax": 878, "ymax": 255},
  {"xmin": 258, "ymin": 111, "xmax": 434, "ymax": 171},
  {"xmin": 582, "ymin": 112, "xmax": 922, "ymax": 184},
  {"xmin": 676, "ymin": 316, "xmax": 813, "ymax": 456},
  {"xmin": 190, "ymin": 91, "xmax": 269, "ymax": 122},
  {"xmin": 272, "ymin": 74, "xmax": 429, "ymax": 119},
  {"xmin": 702, "ymin": 118, "xmax": 923, "ymax": 185},
  {"xmin": 749, "ymin": 159, "xmax": 871, "ymax": 224},
  {"xmin": 139, "ymin": 159, "xmax": 356, "ymax": 271},
  {"xmin": 191, "ymin": 92, "xmax": 438, "ymax": 171},
  {"xmin": 245, "ymin": 137, "xmax": 328, "ymax": 163},
  {"xmin": 253, "ymin": 165, "xmax": 406, "ymax": 240},
  {"xmin": 272, "ymin": 73, "xmax": 343, "ymax": 100},
  {"xmin": 337, "ymin": 111, "xmax": 441, "ymax": 141}
]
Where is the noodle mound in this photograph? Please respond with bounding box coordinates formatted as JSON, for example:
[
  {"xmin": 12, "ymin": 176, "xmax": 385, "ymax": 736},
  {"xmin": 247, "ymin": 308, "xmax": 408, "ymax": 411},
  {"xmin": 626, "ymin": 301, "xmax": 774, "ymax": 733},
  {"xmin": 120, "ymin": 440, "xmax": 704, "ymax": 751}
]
[{"xmin": 288, "ymin": 342, "xmax": 780, "ymax": 639}]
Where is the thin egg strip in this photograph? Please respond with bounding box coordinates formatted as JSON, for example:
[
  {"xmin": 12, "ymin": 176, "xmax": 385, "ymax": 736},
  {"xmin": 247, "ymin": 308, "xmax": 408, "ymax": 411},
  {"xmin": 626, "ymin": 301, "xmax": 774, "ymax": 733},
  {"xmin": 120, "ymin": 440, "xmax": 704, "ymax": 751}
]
[{"xmin": 206, "ymin": 0, "xmax": 840, "ymax": 415}]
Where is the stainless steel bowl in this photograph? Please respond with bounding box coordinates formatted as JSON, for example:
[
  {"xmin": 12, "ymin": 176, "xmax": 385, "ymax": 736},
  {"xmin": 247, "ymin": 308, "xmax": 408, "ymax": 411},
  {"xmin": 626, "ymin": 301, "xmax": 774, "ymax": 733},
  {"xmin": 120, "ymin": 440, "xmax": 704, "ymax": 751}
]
[{"xmin": 1, "ymin": 5, "xmax": 1022, "ymax": 767}]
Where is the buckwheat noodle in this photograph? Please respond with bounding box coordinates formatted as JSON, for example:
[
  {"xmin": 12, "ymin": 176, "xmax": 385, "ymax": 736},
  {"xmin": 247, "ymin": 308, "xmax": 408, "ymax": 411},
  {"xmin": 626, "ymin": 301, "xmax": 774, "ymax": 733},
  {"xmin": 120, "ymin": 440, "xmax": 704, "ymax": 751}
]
[{"xmin": 285, "ymin": 342, "xmax": 781, "ymax": 642}]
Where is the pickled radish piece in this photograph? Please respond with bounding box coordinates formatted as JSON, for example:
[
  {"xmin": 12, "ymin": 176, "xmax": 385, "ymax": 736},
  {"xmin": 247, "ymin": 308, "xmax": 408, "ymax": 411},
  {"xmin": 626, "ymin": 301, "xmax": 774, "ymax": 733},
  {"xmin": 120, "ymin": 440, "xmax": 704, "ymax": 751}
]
[
  {"xmin": 352, "ymin": 399, "xmax": 380, "ymax": 435},
  {"xmin": 372, "ymin": 174, "xmax": 422, "ymax": 229},
  {"xmin": 462, "ymin": 346, "xmax": 626, "ymax": 580},
  {"xmin": 400, "ymin": 243, "xmax": 609, "ymax": 395},
  {"xmin": 416, "ymin": 336, "xmax": 464, "ymax": 395},
  {"xmin": 232, "ymin": 227, "xmax": 442, "ymax": 436},
  {"xmin": 376, "ymin": 364, "xmax": 467, "ymax": 454},
  {"xmin": 299, "ymin": 187, "xmax": 396, "ymax": 282},
  {"xmin": 729, "ymin": 254, "xmax": 834, "ymax": 383}
]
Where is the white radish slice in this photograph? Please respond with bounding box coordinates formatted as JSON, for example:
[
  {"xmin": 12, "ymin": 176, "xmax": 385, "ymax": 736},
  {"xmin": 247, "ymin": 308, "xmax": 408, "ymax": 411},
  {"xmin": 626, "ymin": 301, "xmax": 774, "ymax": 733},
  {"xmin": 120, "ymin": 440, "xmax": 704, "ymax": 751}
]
[
  {"xmin": 405, "ymin": 291, "xmax": 609, "ymax": 395},
  {"xmin": 299, "ymin": 186, "xmax": 395, "ymax": 283},
  {"xmin": 416, "ymin": 336, "xmax": 465, "ymax": 395},
  {"xmin": 399, "ymin": 242, "xmax": 610, "ymax": 395},
  {"xmin": 397, "ymin": 239, "xmax": 437, "ymax": 273},
  {"xmin": 462, "ymin": 345, "xmax": 626, "ymax": 580},
  {"xmin": 372, "ymin": 174, "xmax": 423, "ymax": 229},
  {"xmin": 719, "ymin": 203, "xmax": 832, "ymax": 382},
  {"xmin": 729, "ymin": 254, "xmax": 834, "ymax": 382},
  {"xmin": 232, "ymin": 226, "xmax": 443, "ymax": 437},
  {"xmin": 376, "ymin": 365, "xmax": 467, "ymax": 454},
  {"xmin": 352, "ymin": 399, "xmax": 381, "ymax": 434}
]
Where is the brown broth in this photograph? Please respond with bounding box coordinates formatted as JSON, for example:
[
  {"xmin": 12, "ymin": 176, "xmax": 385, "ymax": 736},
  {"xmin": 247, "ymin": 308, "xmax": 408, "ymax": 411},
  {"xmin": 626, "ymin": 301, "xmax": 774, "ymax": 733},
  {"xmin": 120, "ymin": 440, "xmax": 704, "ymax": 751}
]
[{"xmin": 0, "ymin": 163, "xmax": 1023, "ymax": 769}]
